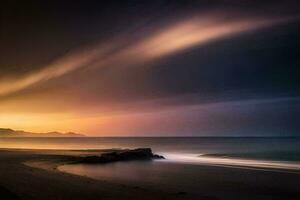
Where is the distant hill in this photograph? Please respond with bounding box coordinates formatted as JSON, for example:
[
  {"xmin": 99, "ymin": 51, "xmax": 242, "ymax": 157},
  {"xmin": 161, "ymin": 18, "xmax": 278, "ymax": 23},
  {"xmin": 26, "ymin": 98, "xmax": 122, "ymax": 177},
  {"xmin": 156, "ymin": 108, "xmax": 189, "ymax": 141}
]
[{"xmin": 0, "ymin": 128, "xmax": 84, "ymax": 137}]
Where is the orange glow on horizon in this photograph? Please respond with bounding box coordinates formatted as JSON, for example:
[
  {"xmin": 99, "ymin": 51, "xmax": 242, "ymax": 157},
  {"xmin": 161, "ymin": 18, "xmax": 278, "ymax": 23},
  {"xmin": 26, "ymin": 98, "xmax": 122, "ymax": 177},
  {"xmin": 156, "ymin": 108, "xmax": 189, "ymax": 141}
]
[{"xmin": 0, "ymin": 13, "xmax": 295, "ymax": 135}]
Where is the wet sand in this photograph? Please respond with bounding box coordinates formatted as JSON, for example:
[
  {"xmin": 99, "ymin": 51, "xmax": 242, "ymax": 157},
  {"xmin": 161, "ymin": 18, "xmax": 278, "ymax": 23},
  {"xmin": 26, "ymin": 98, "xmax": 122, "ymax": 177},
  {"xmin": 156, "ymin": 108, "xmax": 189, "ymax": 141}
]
[
  {"xmin": 0, "ymin": 149, "xmax": 299, "ymax": 200},
  {"xmin": 0, "ymin": 149, "xmax": 180, "ymax": 200}
]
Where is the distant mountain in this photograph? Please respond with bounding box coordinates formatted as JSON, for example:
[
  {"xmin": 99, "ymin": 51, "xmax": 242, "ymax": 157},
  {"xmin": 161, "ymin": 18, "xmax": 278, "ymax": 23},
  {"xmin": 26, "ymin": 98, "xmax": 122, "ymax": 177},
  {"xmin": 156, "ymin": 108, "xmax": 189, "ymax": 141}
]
[{"xmin": 0, "ymin": 128, "xmax": 84, "ymax": 137}]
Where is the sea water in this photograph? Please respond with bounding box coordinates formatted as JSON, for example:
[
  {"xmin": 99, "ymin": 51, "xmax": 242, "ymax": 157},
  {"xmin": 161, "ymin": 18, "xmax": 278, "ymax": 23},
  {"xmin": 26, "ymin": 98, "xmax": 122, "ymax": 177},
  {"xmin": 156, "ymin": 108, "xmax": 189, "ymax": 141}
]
[
  {"xmin": 1, "ymin": 137, "xmax": 300, "ymax": 162},
  {"xmin": 3, "ymin": 137, "xmax": 300, "ymax": 198}
]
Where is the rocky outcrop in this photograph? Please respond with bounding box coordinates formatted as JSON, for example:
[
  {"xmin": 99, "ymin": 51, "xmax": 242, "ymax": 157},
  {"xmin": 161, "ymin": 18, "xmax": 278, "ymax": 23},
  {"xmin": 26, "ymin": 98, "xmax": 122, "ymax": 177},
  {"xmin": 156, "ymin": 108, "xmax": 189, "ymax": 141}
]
[{"xmin": 78, "ymin": 148, "xmax": 164, "ymax": 164}]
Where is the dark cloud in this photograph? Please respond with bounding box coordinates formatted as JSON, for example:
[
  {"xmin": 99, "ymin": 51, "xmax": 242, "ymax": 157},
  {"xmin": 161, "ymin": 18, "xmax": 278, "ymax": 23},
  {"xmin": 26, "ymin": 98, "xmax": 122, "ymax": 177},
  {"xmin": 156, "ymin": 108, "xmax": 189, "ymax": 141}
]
[
  {"xmin": 1, "ymin": 0, "xmax": 299, "ymax": 75},
  {"xmin": 0, "ymin": 0, "xmax": 299, "ymax": 135}
]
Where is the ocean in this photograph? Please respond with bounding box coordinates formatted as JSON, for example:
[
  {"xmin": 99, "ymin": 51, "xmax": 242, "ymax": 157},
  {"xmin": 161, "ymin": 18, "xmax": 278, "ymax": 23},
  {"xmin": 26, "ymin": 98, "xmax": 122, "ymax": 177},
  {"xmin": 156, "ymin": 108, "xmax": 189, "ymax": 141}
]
[
  {"xmin": 2, "ymin": 137, "xmax": 300, "ymax": 198},
  {"xmin": 1, "ymin": 137, "xmax": 300, "ymax": 162}
]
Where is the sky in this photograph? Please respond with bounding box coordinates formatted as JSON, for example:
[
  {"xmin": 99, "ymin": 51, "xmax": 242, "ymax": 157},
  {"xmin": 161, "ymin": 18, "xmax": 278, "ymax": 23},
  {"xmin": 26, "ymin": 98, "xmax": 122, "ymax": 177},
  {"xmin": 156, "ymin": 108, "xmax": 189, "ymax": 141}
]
[{"xmin": 0, "ymin": 0, "xmax": 300, "ymax": 136}]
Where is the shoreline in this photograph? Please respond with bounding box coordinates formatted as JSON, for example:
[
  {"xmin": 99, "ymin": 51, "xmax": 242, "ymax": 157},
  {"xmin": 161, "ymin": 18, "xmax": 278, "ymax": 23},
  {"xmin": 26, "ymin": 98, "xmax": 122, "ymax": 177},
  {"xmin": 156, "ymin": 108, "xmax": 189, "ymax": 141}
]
[
  {"xmin": 1, "ymin": 149, "xmax": 300, "ymax": 200},
  {"xmin": 160, "ymin": 153, "xmax": 300, "ymax": 172},
  {"xmin": 0, "ymin": 149, "xmax": 181, "ymax": 200},
  {"xmin": 2, "ymin": 147, "xmax": 300, "ymax": 174}
]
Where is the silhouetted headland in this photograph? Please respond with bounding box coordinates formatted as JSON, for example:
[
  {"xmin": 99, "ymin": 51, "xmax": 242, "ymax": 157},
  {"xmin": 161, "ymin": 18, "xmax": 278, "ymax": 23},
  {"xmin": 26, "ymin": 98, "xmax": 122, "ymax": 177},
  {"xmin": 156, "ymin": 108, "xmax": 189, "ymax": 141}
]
[{"xmin": 0, "ymin": 128, "xmax": 84, "ymax": 137}]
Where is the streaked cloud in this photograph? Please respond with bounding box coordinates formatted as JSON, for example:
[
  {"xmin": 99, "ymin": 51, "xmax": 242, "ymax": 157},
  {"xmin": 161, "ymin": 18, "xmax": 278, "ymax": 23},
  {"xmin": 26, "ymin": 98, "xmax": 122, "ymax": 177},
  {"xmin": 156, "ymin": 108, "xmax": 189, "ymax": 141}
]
[
  {"xmin": 0, "ymin": 14, "xmax": 291, "ymax": 97},
  {"xmin": 1, "ymin": 2, "xmax": 299, "ymax": 136}
]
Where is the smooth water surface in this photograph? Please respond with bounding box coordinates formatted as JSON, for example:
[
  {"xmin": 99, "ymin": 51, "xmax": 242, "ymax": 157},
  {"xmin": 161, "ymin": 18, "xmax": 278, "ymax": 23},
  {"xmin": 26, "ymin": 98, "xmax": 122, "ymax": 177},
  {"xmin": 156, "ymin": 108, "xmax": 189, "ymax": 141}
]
[{"xmin": 1, "ymin": 137, "xmax": 300, "ymax": 162}]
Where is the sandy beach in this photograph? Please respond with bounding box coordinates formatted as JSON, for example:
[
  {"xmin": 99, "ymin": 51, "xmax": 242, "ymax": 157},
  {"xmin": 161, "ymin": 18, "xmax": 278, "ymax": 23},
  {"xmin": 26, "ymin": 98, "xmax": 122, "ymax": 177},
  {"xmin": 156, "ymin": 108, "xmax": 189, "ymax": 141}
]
[
  {"xmin": 0, "ymin": 149, "xmax": 181, "ymax": 200},
  {"xmin": 0, "ymin": 149, "xmax": 299, "ymax": 200}
]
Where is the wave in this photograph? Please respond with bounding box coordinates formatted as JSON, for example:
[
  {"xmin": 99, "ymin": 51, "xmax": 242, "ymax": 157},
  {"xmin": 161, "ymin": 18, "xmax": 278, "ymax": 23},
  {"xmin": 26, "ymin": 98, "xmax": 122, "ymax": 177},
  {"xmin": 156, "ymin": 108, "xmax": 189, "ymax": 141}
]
[{"xmin": 158, "ymin": 153, "xmax": 300, "ymax": 171}]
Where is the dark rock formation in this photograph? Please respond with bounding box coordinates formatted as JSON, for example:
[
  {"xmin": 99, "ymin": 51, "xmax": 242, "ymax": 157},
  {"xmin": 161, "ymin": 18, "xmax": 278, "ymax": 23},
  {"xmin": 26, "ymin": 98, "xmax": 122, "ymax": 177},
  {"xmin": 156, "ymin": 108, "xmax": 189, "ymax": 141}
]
[{"xmin": 78, "ymin": 148, "xmax": 164, "ymax": 164}]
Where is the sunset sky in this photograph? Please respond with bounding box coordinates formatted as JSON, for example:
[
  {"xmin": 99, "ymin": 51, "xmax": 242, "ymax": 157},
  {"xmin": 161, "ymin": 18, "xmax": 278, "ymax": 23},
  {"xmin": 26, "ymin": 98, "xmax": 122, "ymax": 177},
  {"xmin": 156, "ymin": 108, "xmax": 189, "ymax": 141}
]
[{"xmin": 1, "ymin": 0, "xmax": 299, "ymax": 136}]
